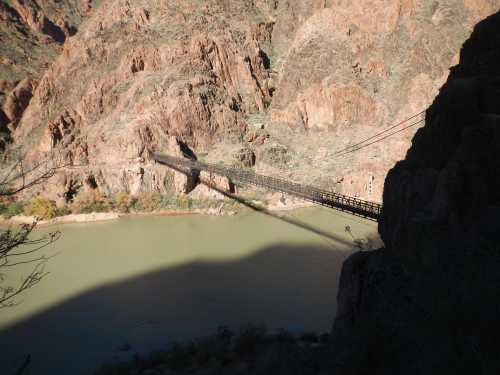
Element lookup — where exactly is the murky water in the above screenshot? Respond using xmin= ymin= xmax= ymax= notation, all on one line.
xmin=0 ymin=207 xmax=378 ymax=374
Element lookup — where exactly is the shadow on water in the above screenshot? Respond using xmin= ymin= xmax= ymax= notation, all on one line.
xmin=160 ymin=160 xmax=355 ymax=246
xmin=0 ymin=242 xmax=352 ymax=375
xmin=213 ymin=187 xmax=354 ymax=245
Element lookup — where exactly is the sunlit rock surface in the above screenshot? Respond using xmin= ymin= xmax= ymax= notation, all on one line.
xmin=2 ymin=0 xmax=498 ymax=203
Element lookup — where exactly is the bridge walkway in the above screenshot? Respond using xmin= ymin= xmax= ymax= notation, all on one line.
xmin=153 ymin=153 xmax=382 ymax=221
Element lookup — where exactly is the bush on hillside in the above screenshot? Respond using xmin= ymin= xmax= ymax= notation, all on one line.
xmin=0 ymin=201 xmax=25 ymax=218
xmin=133 ymin=193 xmax=163 ymax=212
xmin=23 ymin=197 xmax=57 ymax=219
xmin=55 ymin=206 xmax=72 ymax=217
xmin=71 ymin=190 xmax=109 ymax=214
xmin=175 ymin=194 xmax=193 ymax=209
xmin=112 ymin=191 xmax=133 ymax=213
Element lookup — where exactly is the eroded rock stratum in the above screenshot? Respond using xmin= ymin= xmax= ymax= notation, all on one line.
xmin=2 ymin=0 xmax=499 ymax=205
xmin=0 ymin=0 xmax=95 ymax=143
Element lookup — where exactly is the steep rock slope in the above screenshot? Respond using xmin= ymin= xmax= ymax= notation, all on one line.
xmin=0 ymin=0 xmax=95 ymax=145
xmin=330 ymin=11 xmax=500 ymax=374
xmin=267 ymin=0 xmax=499 ymax=200
xmin=6 ymin=0 xmax=500 ymax=205
xmin=11 ymin=0 xmax=275 ymax=202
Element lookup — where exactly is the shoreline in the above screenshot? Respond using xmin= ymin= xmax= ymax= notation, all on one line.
xmin=0 ymin=199 xmax=314 ymax=227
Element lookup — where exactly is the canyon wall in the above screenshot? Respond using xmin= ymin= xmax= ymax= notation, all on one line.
xmin=2 ymin=0 xmax=498 ymax=204
xmin=8 ymin=0 xmax=275 ymax=203
xmin=0 ymin=0 xmax=95 ymax=148
xmin=267 ymin=0 xmax=499 ymax=200
xmin=330 ymin=11 xmax=500 ymax=374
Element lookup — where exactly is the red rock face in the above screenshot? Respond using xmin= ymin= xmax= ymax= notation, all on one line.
xmin=0 ymin=0 xmax=93 ymax=149
xmin=2 ymin=78 xmax=36 ymax=129
xmin=266 ymin=0 xmax=499 ymax=201
xmin=5 ymin=0 xmax=499 ymax=203
xmin=9 ymin=0 xmax=276 ymax=201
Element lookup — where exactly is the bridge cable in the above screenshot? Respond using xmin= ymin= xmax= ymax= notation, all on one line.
xmin=332 ymin=110 xmax=426 ymax=156
xmin=334 ymin=117 xmax=425 ymax=158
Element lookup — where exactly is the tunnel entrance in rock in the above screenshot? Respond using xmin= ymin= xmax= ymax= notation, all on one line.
xmin=178 ymin=140 xmax=197 ymax=160
xmin=64 ymin=184 xmax=78 ymax=203
xmin=86 ymin=175 xmax=98 ymax=190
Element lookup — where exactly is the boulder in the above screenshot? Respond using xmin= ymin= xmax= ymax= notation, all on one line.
xmin=234 ymin=147 xmax=256 ymax=167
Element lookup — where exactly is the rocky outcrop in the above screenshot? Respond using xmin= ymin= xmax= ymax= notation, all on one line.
xmin=8 ymin=0 xmax=275 ymax=201
xmin=191 ymin=170 xmax=236 ymax=200
xmin=0 ymin=0 xmax=94 ymax=143
xmin=2 ymin=78 xmax=36 ymax=130
xmin=10 ymin=0 xmax=70 ymax=43
xmin=330 ymin=11 xmax=500 ymax=374
xmin=234 ymin=147 xmax=256 ymax=167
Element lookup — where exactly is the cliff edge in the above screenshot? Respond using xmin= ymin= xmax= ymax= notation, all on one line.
xmin=331 ymin=11 xmax=500 ymax=375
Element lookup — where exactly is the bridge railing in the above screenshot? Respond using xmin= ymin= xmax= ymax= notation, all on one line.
xmin=152 ymin=153 xmax=382 ymax=220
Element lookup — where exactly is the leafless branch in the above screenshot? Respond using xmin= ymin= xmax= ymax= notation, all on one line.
xmin=0 ymin=151 xmax=66 ymax=308
xmin=0 ymin=260 xmax=49 ymax=308
xmin=0 ymin=222 xmax=59 ymax=308
xmin=0 ymin=153 xmax=73 ymax=196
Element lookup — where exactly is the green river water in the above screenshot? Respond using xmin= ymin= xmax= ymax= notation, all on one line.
xmin=0 ymin=207 xmax=379 ymax=374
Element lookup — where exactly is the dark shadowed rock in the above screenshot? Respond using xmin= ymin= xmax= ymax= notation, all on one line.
xmin=330 ymin=11 xmax=500 ymax=375
xmin=379 ymin=11 xmax=500 ymax=262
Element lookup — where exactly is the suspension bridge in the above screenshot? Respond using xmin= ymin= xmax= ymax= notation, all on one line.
xmin=152 ymin=153 xmax=382 ymax=221
xmin=152 ymin=112 xmax=429 ymax=222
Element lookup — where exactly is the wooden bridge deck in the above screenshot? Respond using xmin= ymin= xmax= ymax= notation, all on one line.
xmin=153 ymin=153 xmax=382 ymax=221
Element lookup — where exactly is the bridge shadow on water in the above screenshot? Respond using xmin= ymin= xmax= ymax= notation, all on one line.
xmin=0 ymin=242 xmax=355 ymax=375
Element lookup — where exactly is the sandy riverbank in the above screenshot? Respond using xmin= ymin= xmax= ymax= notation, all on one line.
xmin=0 ymin=207 xmax=239 ymax=227
xmin=0 ymin=195 xmax=314 ymax=227
xmin=0 ymin=212 xmax=122 ymax=227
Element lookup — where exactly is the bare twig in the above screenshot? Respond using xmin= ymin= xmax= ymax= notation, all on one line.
xmin=0 ymin=152 xmax=66 ymax=308
xmin=0 ymin=151 xmax=74 ymax=197
xmin=0 ymin=223 xmax=58 ymax=307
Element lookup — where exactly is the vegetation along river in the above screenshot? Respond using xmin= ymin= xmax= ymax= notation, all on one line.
xmin=0 ymin=207 xmax=379 ymax=374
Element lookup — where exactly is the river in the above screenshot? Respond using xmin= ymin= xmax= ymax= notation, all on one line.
xmin=0 ymin=207 xmax=379 ymax=374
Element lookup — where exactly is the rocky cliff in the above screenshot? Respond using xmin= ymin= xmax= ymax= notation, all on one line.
xmin=331 ymin=11 xmax=500 ymax=374
xmin=3 ymin=0 xmax=498 ymax=205
xmin=0 ymin=0 xmax=95 ymax=148
xmin=267 ymin=0 xmax=498 ymax=199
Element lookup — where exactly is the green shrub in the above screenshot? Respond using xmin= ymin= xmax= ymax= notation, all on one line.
xmin=130 ymin=196 xmax=144 ymax=211
xmin=1 ymin=201 xmax=24 ymax=218
xmin=24 ymin=197 xmax=57 ymax=219
xmin=136 ymin=193 xmax=163 ymax=212
xmin=112 ymin=192 xmax=133 ymax=213
xmin=55 ymin=206 xmax=72 ymax=217
xmin=159 ymin=194 xmax=176 ymax=208
xmin=71 ymin=191 xmax=110 ymax=214
xmin=175 ymin=194 xmax=193 ymax=209
xmin=81 ymin=202 xmax=109 ymax=214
